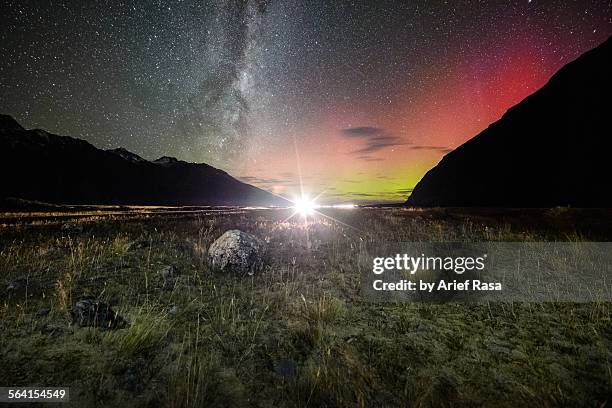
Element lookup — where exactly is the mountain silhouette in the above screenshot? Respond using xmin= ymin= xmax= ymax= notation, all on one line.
xmin=406 ymin=36 xmax=611 ymax=207
xmin=0 ymin=116 xmax=289 ymax=207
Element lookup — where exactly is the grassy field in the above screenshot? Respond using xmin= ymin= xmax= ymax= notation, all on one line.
xmin=0 ymin=207 xmax=611 ymax=407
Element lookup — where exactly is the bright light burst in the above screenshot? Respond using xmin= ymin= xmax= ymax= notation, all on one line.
xmin=292 ymin=196 xmax=319 ymax=217
xmin=282 ymin=139 xmax=356 ymax=228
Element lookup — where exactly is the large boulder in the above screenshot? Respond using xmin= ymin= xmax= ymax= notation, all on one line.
xmin=208 ymin=230 xmax=265 ymax=275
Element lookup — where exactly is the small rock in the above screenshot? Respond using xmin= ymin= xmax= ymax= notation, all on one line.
xmin=168 ymin=305 xmax=179 ymax=316
xmin=158 ymin=265 xmax=176 ymax=290
xmin=127 ymin=239 xmax=149 ymax=251
xmin=6 ymin=276 xmax=40 ymax=298
xmin=159 ymin=265 xmax=175 ymax=280
xmin=208 ymin=230 xmax=265 ymax=275
xmin=37 ymin=307 xmax=51 ymax=317
xmin=119 ymin=357 xmax=146 ymax=392
xmin=7 ymin=278 xmax=26 ymax=292
xmin=41 ymin=324 xmax=65 ymax=337
xmin=83 ymin=275 xmax=107 ymax=286
xmin=69 ymin=297 xmax=126 ymax=329
xmin=41 ymin=245 xmax=63 ymax=258
xmin=61 ymin=222 xmax=83 ymax=233
xmin=274 ymin=358 xmax=298 ymax=378
xmin=108 ymin=296 xmax=121 ymax=306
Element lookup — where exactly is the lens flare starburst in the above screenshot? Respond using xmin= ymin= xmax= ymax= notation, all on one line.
xmin=292 ymin=196 xmax=319 ymax=217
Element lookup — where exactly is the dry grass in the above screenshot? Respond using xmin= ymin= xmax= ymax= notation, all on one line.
xmin=0 ymin=207 xmax=610 ymax=407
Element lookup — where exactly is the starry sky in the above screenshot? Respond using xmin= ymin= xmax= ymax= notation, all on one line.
xmin=1 ymin=1 xmax=611 ymax=203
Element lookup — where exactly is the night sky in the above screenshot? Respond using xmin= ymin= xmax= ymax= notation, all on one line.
xmin=1 ymin=1 xmax=610 ymax=203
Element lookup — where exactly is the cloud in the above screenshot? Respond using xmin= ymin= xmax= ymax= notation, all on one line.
xmin=345 ymin=192 xmax=380 ymax=197
xmin=342 ymin=127 xmax=384 ymax=137
xmin=353 ymin=139 xmax=402 ymax=154
xmin=356 ymin=155 xmax=384 ymax=162
xmin=341 ymin=126 xmax=407 ymax=157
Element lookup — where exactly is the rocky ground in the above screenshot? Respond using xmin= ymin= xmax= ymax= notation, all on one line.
xmin=0 ymin=207 xmax=611 ymax=407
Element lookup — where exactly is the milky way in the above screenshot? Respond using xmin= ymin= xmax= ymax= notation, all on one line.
xmin=1 ymin=0 xmax=611 ymax=202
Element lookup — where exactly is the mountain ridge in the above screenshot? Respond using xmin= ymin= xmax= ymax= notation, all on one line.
xmin=0 ymin=115 xmax=289 ymax=207
xmin=406 ymin=36 xmax=611 ymax=207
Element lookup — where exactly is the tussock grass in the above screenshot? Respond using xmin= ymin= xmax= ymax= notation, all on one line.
xmin=164 ymin=339 xmax=246 ymax=408
xmin=103 ymin=307 xmax=171 ymax=356
xmin=299 ymin=293 xmax=345 ymax=325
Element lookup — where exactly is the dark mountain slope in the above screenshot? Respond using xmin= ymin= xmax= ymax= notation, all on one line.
xmin=106 ymin=147 xmax=147 ymax=163
xmin=0 ymin=116 xmax=289 ymax=207
xmin=406 ymin=36 xmax=611 ymax=207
